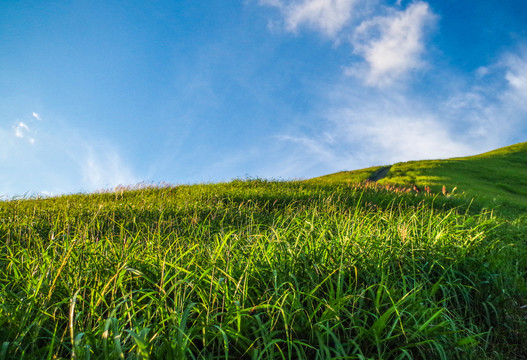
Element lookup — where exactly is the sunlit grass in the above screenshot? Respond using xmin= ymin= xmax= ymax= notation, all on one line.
xmin=317 ymin=142 xmax=527 ymax=216
xmin=1 ymin=180 xmax=526 ymax=359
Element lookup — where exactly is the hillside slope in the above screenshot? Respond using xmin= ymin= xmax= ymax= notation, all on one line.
xmin=311 ymin=142 xmax=527 ymax=214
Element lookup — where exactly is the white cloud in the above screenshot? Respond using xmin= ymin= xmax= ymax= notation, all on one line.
xmin=444 ymin=48 xmax=527 ymax=145
xmin=257 ymin=2 xmax=527 ymax=178
xmin=32 ymin=112 xmax=42 ymax=121
xmin=261 ymin=0 xmax=357 ymax=37
xmin=14 ymin=121 xmax=29 ymax=138
xmin=503 ymin=52 xmax=527 ymax=108
xmin=272 ymin=109 xmax=478 ymax=179
xmin=319 ymin=89 xmax=478 ymax=167
xmin=348 ymin=1 xmax=437 ymax=86
xmin=273 ymin=46 xmax=527 ymax=177
xmin=260 ymin=1 xmax=437 ymax=86
xmin=273 ymin=49 xmax=527 ymax=175
xmin=13 ymin=120 xmax=37 ymax=144
xmin=1 ymin=115 xmax=137 ymax=196
xmin=330 ymin=109 xmax=475 ymax=164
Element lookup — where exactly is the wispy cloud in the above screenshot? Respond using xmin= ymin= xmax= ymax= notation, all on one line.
xmin=502 ymin=50 xmax=527 ymax=108
xmin=1 ymin=113 xmax=137 ymax=196
xmin=272 ymin=45 xmax=527 ymax=177
xmin=441 ymin=48 xmax=527 ymax=145
xmin=257 ymin=0 xmax=527 ymax=179
xmin=13 ymin=121 xmax=36 ymax=144
xmin=81 ymin=143 xmax=138 ymax=190
xmin=261 ymin=0 xmax=358 ymax=37
xmin=347 ymin=1 xmax=437 ymax=86
xmin=14 ymin=121 xmax=30 ymax=138
xmin=276 ymin=93 xmax=476 ymax=176
xmin=327 ymin=99 xmax=476 ymax=163
xmin=32 ymin=112 xmax=42 ymax=121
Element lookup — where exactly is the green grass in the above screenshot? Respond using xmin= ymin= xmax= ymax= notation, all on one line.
xmin=316 ymin=142 xmax=527 ymax=216
xmin=311 ymin=166 xmax=386 ymax=184
xmin=1 ymin=178 xmax=526 ymax=359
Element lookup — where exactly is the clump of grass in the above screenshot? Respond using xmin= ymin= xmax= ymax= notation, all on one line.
xmin=0 ymin=180 xmax=526 ymax=359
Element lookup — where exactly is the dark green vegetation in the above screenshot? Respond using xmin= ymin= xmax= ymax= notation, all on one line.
xmin=1 ymin=143 xmax=527 ymax=359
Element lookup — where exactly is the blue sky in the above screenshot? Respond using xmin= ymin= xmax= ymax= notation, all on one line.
xmin=1 ymin=0 xmax=527 ymax=196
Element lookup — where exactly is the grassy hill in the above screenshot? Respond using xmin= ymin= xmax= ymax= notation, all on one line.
xmin=312 ymin=142 xmax=527 ymax=215
xmin=1 ymin=144 xmax=527 ymax=359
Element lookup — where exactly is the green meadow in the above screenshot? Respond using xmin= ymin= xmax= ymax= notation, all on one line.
xmin=315 ymin=142 xmax=527 ymax=216
xmin=1 ymin=143 xmax=527 ymax=359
